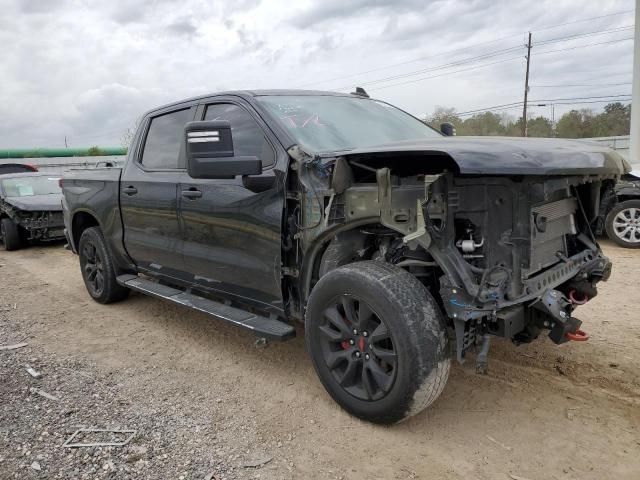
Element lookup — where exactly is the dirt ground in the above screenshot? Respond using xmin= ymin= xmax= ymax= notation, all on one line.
xmin=0 ymin=241 xmax=639 ymax=480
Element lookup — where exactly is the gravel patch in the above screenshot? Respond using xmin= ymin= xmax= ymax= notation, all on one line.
xmin=0 ymin=305 xmax=286 ymax=480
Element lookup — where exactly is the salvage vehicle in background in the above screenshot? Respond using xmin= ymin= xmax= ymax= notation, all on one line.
xmin=593 ymin=171 xmax=640 ymax=248
xmin=0 ymin=172 xmax=65 ymax=250
xmin=0 ymin=163 xmax=38 ymax=174
xmin=61 ymin=89 xmax=628 ymax=423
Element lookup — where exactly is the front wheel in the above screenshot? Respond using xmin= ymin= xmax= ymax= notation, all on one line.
xmin=305 ymin=261 xmax=450 ymax=424
xmin=78 ymin=227 xmax=129 ymax=304
xmin=1 ymin=218 xmax=22 ymax=251
xmin=605 ymin=200 xmax=640 ymax=248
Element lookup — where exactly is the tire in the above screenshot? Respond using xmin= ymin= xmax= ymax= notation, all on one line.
xmin=305 ymin=260 xmax=450 ymax=424
xmin=78 ymin=227 xmax=129 ymax=304
xmin=1 ymin=218 xmax=22 ymax=251
xmin=605 ymin=199 xmax=640 ymax=248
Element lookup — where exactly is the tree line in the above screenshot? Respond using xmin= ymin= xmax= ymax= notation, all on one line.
xmin=425 ymin=102 xmax=631 ymax=138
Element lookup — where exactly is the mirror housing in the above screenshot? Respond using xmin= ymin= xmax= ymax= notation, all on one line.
xmin=185 ymin=120 xmax=262 ymax=179
xmin=440 ymin=122 xmax=456 ymax=136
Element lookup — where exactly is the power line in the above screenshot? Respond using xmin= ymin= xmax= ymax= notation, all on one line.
xmin=332 ymin=44 xmax=523 ymax=91
xmin=548 ymin=97 xmax=631 ymax=105
xmin=530 ymin=10 xmax=634 ymax=33
xmin=294 ymin=35 xmax=525 ymax=89
xmin=341 ymin=34 xmax=632 ymax=94
xmin=458 ymin=101 xmax=524 ymax=116
xmin=458 ymin=98 xmax=635 ymax=117
xmin=532 ymin=94 xmax=632 ymax=102
xmin=366 ymin=56 xmax=524 ymax=92
xmin=535 ymin=25 xmax=634 ymax=46
xmin=297 ymin=10 xmax=635 ymax=90
xmin=367 ymin=36 xmax=632 ymax=93
xmin=457 ymin=94 xmax=632 ymax=116
xmin=534 ymin=37 xmax=634 ymax=56
xmin=530 ymin=82 xmax=632 ymax=88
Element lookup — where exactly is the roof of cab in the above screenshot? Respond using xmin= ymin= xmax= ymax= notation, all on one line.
xmin=146 ymin=89 xmax=361 ymax=116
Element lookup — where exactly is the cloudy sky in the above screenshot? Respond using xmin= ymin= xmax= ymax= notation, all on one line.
xmin=0 ymin=0 xmax=635 ymax=148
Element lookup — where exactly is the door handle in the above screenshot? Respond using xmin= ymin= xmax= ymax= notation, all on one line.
xmin=122 ymin=186 xmax=138 ymax=195
xmin=181 ymin=188 xmax=202 ymax=199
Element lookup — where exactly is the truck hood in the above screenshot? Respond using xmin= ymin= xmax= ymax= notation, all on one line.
xmin=3 ymin=194 xmax=63 ymax=211
xmin=340 ymin=136 xmax=630 ymax=175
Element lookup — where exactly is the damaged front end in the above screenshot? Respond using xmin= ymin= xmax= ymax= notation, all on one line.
xmin=0 ymin=201 xmax=65 ymax=241
xmin=286 ymin=145 xmax=620 ymax=367
xmin=18 ymin=210 xmax=66 ymax=240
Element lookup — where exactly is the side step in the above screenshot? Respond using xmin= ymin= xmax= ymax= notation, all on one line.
xmin=116 ymin=274 xmax=296 ymax=341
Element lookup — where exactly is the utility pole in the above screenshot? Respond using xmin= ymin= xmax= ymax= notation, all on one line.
xmin=630 ymin=0 xmax=639 ymax=168
xmin=522 ymin=32 xmax=532 ymax=137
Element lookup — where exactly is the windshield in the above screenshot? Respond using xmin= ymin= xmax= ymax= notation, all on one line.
xmin=257 ymin=95 xmax=440 ymax=153
xmin=1 ymin=176 xmax=61 ymax=197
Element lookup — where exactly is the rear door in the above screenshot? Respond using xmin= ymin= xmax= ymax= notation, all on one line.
xmin=120 ymin=105 xmax=195 ymax=279
xmin=178 ymin=99 xmax=286 ymax=311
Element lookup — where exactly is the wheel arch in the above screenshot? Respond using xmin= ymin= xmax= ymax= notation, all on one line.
xmin=616 ymin=193 xmax=640 ymax=204
xmin=300 ymin=217 xmax=378 ymax=301
xmin=70 ymin=209 xmax=101 ymax=252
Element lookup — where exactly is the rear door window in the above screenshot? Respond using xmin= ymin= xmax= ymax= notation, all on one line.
xmin=204 ymin=104 xmax=275 ymax=168
xmin=141 ymin=108 xmax=193 ymax=169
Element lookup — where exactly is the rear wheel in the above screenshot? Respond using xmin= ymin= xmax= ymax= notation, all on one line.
xmin=0 ymin=218 xmax=22 ymax=251
xmin=305 ymin=261 xmax=450 ymax=424
xmin=78 ymin=227 xmax=129 ymax=304
xmin=605 ymin=200 xmax=640 ymax=248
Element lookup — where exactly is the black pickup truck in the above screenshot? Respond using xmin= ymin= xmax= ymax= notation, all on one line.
xmin=61 ymin=89 xmax=628 ymax=424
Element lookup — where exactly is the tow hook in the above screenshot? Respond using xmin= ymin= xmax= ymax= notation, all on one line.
xmin=532 ymin=289 xmax=584 ymax=345
xmin=566 ymin=329 xmax=589 ymax=342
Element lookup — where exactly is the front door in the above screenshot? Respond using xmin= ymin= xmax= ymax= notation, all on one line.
xmin=178 ymin=101 xmax=285 ymax=311
xmin=120 ymin=106 xmax=195 ymax=279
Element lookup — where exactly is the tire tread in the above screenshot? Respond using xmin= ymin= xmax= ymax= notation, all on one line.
xmin=79 ymin=227 xmax=129 ymax=304
xmin=1 ymin=218 xmax=22 ymax=251
xmin=306 ymin=260 xmax=451 ymax=424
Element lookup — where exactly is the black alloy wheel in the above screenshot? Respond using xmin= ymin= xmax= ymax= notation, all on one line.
xmin=306 ymin=261 xmax=451 ymax=424
xmin=319 ymin=295 xmax=397 ymax=401
xmin=78 ymin=227 xmax=129 ymax=304
xmin=80 ymin=239 xmax=105 ymax=297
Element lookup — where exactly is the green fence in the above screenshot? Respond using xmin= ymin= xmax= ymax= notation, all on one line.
xmin=0 ymin=147 xmax=127 ymax=159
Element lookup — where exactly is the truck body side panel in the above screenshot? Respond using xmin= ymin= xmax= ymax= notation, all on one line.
xmin=119 ymin=163 xmax=185 ymax=278
xmin=178 ymin=170 xmax=286 ymax=312
xmin=62 ymin=167 xmax=134 ymax=272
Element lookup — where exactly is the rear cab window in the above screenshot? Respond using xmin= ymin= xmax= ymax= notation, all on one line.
xmin=140 ymin=108 xmax=194 ymax=170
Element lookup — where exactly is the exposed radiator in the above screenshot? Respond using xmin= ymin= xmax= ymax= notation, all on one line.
xmin=529 ymin=197 xmax=577 ymax=274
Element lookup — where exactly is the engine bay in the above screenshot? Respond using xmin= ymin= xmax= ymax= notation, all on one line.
xmin=284 ymin=148 xmax=614 ymax=363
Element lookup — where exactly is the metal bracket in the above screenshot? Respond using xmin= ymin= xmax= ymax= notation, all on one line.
xmin=282 ymin=267 xmax=299 ymax=278
xmin=453 ymin=318 xmax=476 ymax=364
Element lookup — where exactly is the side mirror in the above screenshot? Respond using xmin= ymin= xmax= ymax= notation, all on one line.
xmin=440 ymin=122 xmax=456 ymax=136
xmin=185 ymin=120 xmax=262 ymax=179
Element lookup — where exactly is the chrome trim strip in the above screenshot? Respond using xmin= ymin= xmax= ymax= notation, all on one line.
xmin=187 ymin=131 xmax=220 ymax=137
xmin=187 ymin=137 xmax=220 ymax=143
